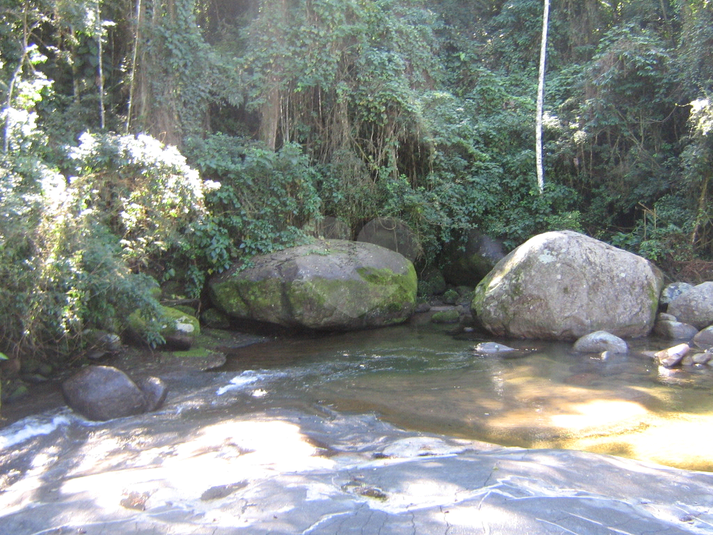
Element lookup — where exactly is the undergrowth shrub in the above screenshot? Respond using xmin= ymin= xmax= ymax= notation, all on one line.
xmin=184 ymin=134 xmax=321 ymax=280
xmin=0 ymin=131 xmax=212 ymax=360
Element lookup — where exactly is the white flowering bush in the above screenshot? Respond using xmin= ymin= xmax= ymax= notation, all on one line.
xmin=1 ymin=131 xmax=214 ymax=359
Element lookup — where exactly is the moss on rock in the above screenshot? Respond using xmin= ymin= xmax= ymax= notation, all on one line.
xmin=208 ymin=240 xmax=417 ymax=330
xmin=127 ymin=305 xmax=200 ymax=347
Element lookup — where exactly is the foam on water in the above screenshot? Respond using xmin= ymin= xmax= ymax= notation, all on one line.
xmin=216 ymin=370 xmax=265 ymax=395
xmin=0 ymin=409 xmax=74 ymax=449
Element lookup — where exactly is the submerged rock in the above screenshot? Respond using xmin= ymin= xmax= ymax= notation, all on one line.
xmin=474 ymin=342 xmax=517 ymax=354
xmin=472 ymin=231 xmax=664 ymax=340
xmin=208 ymin=240 xmax=417 ymax=331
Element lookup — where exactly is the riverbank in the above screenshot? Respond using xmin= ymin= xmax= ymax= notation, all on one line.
xmin=0 ymin=328 xmax=268 ymax=429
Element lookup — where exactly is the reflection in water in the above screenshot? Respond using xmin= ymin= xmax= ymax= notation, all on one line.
xmin=221 ymin=323 xmax=713 ymax=471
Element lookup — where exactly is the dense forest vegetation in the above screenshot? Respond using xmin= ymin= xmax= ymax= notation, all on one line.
xmin=1 ymin=0 xmax=712 ymax=365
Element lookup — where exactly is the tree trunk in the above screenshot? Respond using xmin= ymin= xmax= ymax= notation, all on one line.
xmin=536 ymin=0 xmax=550 ymax=194
xmin=258 ymin=0 xmax=287 ymax=151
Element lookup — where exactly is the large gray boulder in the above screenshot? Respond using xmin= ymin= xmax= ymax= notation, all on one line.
xmin=471 ymin=231 xmax=664 ymax=340
xmin=667 ymin=282 xmax=713 ymax=329
xmin=208 ymin=240 xmax=417 ymax=330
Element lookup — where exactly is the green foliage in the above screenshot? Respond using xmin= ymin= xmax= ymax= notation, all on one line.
xmin=184 ymin=134 xmax=321 ymax=277
xmin=0 ymin=129 xmax=211 ymax=358
xmin=610 ymin=195 xmax=695 ymax=263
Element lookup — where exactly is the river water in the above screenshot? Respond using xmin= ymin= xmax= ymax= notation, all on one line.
xmin=3 ymin=321 xmax=713 ymax=534
xmin=219 ymin=321 xmax=713 ymax=472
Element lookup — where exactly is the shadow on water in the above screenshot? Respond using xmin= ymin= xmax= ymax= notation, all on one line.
xmin=219 ymin=322 xmax=713 ymax=471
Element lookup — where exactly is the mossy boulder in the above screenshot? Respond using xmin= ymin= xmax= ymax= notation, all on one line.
xmin=208 ymin=240 xmax=417 ymax=330
xmin=471 ymin=231 xmax=664 ymax=340
xmin=127 ymin=305 xmax=200 ymax=349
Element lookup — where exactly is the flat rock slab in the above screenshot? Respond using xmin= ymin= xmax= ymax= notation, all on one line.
xmin=2 ymin=397 xmax=712 ymax=535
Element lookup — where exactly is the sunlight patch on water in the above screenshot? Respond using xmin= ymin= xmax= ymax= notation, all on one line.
xmin=549 ymin=399 xmax=648 ymax=431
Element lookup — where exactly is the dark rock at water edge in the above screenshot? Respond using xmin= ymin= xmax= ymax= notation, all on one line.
xmin=136 ymin=376 xmax=169 ymax=412
xmin=357 ymin=217 xmax=422 ymax=263
xmin=441 ymin=230 xmax=506 ymax=286
xmin=62 ymin=365 xmax=167 ymax=421
xmin=654 ymin=317 xmax=698 ymax=341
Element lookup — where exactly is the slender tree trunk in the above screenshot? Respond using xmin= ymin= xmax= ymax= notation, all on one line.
xmin=536 ymin=0 xmax=550 ymax=194
xmin=258 ymin=0 xmax=287 ymax=150
xmin=95 ymin=1 xmax=106 ymax=130
xmin=126 ymin=0 xmax=143 ymax=133
xmin=260 ymin=84 xmax=281 ymax=151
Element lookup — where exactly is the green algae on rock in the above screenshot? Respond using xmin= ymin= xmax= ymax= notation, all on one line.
xmin=208 ymin=240 xmax=417 ymax=330
xmin=127 ymin=305 xmax=200 ymax=349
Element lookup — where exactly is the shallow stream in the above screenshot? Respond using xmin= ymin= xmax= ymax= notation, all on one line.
xmin=4 ymin=321 xmax=713 ymax=534
xmin=219 ymin=321 xmax=713 ymax=471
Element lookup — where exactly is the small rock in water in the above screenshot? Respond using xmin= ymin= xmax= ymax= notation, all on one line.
xmin=692 ymin=351 xmax=713 ymax=365
xmin=136 ymin=376 xmax=169 ymax=412
xmin=473 ymin=342 xmax=516 ymax=354
xmin=655 ymin=343 xmax=690 ymax=368
xmin=573 ymin=331 xmax=628 ymax=354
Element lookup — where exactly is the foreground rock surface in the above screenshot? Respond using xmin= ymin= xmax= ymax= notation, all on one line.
xmin=209 ymin=240 xmax=417 ymax=330
xmin=1 ymin=402 xmax=712 ymax=535
xmin=472 ymin=231 xmax=664 ymax=340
